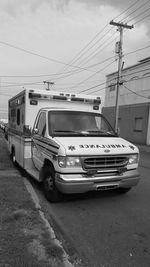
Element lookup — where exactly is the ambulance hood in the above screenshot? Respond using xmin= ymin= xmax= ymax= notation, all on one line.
xmin=54 ymin=136 xmax=139 ymax=155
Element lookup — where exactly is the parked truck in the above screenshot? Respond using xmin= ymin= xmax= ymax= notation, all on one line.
xmin=8 ymin=88 xmax=140 ymax=202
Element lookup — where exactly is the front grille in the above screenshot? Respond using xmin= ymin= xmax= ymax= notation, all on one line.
xmin=82 ymin=156 xmax=129 ymax=170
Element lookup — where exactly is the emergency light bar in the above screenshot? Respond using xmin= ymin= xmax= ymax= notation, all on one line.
xmin=28 ymin=90 xmax=101 ymax=105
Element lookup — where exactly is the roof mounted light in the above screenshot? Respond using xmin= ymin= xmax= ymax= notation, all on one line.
xmin=28 ymin=90 xmax=101 ymax=105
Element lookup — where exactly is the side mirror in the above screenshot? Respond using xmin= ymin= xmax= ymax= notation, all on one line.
xmin=32 ymin=128 xmax=39 ymax=135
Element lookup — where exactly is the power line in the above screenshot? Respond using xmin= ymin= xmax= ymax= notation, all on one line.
xmin=52 ymin=0 xmax=142 ymax=78
xmin=127 ymin=6 xmax=150 ymax=24
xmin=68 ymin=60 xmax=116 ymax=91
xmin=113 ymin=0 xmax=141 ymax=21
xmin=121 ymin=0 xmax=150 ymax=23
xmin=133 ymin=12 xmax=150 ymax=25
xmin=84 ymin=72 xmax=150 ymax=95
xmin=52 ymin=55 xmax=116 ymax=82
xmin=76 ymin=31 xmax=118 ymax=68
xmin=0 ymin=41 xmax=99 ymax=73
xmin=125 ymin=44 xmax=150 ymax=56
xmin=51 ymin=28 xmax=116 ymax=82
xmin=63 ymin=25 xmax=110 ymax=67
xmin=69 ymin=0 xmax=142 ymax=67
xmin=123 ymin=84 xmax=150 ymax=99
xmin=2 ymin=48 xmax=150 ymax=91
xmin=1 ymin=43 xmax=149 ymax=79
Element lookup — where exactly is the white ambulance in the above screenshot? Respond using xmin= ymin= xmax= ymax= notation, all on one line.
xmin=8 ymin=88 xmax=140 ymax=202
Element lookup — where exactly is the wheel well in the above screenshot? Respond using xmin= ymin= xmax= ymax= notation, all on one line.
xmin=40 ymin=159 xmax=55 ymax=181
xmin=44 ymin=159 xmax=54 ymax=170
xmin=11 ymin=145 xmax=15 ymax=155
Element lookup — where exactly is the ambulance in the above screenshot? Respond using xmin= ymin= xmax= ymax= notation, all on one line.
xmin=8 ymin=88 xmax=140 ymax=202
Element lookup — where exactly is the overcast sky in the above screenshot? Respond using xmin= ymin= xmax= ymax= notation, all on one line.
xmin=0 ymin=0 xmax=150 ymax=116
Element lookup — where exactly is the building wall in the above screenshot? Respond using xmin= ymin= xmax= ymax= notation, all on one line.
xmin=105 ymin=59 xmax=150 ymax=108
xmin=102 ymin=103 xmax=150 ymax=145
xmin=103 ymin=58 xmax=150 ymax=145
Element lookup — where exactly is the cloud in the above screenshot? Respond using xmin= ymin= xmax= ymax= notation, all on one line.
xmin=0 ymin=0 xmax=138 ymax=16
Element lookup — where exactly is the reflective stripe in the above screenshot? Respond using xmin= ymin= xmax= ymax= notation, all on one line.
xmin=33 ymin=136 xmax=59 ymax=149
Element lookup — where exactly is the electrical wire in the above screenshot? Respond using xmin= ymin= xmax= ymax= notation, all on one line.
xmin=2 ymin=44 xmax=150 ymax=91
xmin=68 ymin=60 xmax=116 ymax=91
xmin=0 ymin=41 xmax=99 ymax=74
xmin=2 ymin=43 xmax=149 ymax=80
xmin=1 ymin=0 xmax=149 ymax=93
xmin=125 ymin=44 xmax=150 ymax=56
xmin=113 ymin=0 xmax=141 ymax=21
xmin=75 ymin=31 xmax=118 ymax=68
xmin=121 ymin=0 xmax=150 ymax=23
xmin=64 ymin=0 xmax=142 ymax=67
xmin=127 ymin=6 xmax=150 ymax=24
xmin=133 ymin=12 xmax=150 ymax=25
xmin=52 ymin=0 xmax=142 ymax=79
xmin=78 ymin=64 xmax=150 ymax=95
xmin=123 ymin=84 xmax=150 ymax=99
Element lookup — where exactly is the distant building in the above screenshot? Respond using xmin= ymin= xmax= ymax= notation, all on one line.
xmin=102 ymin=57 xmax=150 ymax=145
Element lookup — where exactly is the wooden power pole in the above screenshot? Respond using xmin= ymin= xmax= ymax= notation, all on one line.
xmin=109 ymin=20 xmax=133 ymax=133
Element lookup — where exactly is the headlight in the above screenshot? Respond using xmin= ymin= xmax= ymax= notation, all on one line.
xmin=58 ymin=156 xmax=81 ymax=168
xmin=128 ymin=154 xmax=139 ymax=165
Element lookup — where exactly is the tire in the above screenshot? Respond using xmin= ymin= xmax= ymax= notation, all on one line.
xmin=11 ymin=148 xmax=16 ymax=165
xmin=43 ymin=166 xmax=62 ymax=203
xmin=116 ymin=187 xmax=131 ymax=194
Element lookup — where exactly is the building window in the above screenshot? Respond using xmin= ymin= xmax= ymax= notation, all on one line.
xmin=109 ymin=84 xmax=116 ymax=92
xmin=134 ymin=117 xmax=143 ymax=132
xmin=17 ymin=109 xmax=20 ymax=126
xmin=131 ymin=76 xmax=139 ymax=81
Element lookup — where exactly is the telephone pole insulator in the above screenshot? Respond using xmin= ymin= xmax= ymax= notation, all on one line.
xmin=109 ymin=20 xmax=133 ymax=133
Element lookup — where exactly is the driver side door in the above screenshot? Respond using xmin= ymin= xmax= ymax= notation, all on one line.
xmin=32 ymin=111 xmax=46 ymax=170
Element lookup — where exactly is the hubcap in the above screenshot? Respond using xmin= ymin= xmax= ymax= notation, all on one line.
xmin=45 ymin=176 xmax=53 ymax=191
xmin=12 ymin=153 xmax=15 ymax=163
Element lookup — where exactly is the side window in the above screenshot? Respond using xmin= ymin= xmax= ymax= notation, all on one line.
xmin=36 ymin=112 xmax=46 ymax=136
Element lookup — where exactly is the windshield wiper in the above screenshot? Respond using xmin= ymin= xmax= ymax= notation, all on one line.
xmin=54 ymin=130 xmax=89 ymax=135
xmin=87 ymin=130 xmax=115 ymax=136
xmin=54 ymin=130 xmax=116 ymax=136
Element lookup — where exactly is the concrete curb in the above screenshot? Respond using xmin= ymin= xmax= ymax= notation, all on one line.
xmin=24 ymin=178 xmax=74 ymax=267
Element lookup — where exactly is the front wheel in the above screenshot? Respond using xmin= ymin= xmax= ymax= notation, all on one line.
xmin=43 ymin=167 xmax=62 ymax=203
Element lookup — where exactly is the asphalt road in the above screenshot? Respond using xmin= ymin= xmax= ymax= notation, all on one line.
xmin=28 ymin=153 xmax=150 ymax=267
xmin=2 ymin=130 xmax=150 ymax=267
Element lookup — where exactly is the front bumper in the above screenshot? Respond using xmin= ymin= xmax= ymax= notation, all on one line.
xmin=55 ymin=169 xmax=140 ymax=194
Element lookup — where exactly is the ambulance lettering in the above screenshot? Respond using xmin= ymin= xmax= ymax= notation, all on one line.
xmin=79 ymin=144 xmax=127 ymax=149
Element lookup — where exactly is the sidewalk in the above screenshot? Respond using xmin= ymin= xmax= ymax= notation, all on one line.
xmin=0 ymin=131 xmax=74 ymax=267
xmin=137 ymin=145 xmax=150 ymax=170
xmin=137 ymin=144 xmax=150 ymax=153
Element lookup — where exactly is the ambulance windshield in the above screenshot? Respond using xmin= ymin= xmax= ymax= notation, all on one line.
xmin=48 ymin=111 xmax=116 ymax=137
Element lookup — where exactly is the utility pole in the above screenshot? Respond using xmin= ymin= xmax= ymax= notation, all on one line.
xmin=43 ymin=81 xmax=54 ymax=90
xmin=110 ymin=20 xmax=133 ymax=133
